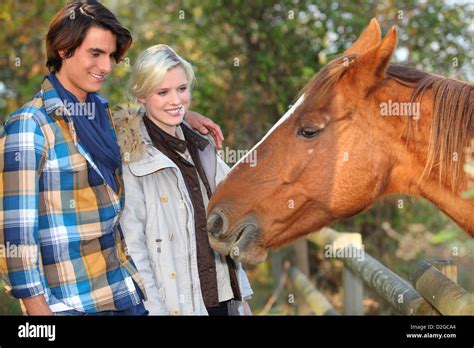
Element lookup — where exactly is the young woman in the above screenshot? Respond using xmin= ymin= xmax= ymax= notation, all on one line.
xmin=115 ymin=45 xmax=253 ymax=315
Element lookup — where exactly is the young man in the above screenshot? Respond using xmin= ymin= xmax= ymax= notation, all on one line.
xmin=0 ymin=0 xmax=223 ymax=315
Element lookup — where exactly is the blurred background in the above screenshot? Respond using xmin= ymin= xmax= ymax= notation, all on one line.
xmin=0 ymin=0 xmax=473 ymax=315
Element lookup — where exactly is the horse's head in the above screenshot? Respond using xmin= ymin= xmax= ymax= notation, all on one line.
xmin=207 ymin=20 xmax=428 ymax=265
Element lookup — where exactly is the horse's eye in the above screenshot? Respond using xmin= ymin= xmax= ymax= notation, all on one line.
xmin=297 ymin=128 xmax=323 ymax=139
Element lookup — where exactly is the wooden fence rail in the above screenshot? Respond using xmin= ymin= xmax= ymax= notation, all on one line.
xmin=303 ymin=227 xmax=474 ymax=315
xmin=411 ymin=260 xmax=474 ymax=315
xmin=288 ymin=265 xmax=340 ymax=315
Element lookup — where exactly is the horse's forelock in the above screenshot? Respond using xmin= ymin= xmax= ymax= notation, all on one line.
xmin=301 ymin=55 xmax=355 ymax=102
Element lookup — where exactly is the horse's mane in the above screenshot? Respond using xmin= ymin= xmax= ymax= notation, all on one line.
xmin=387 ymin=65 xmax=473 ymax=189
xmin=301 ymin=58 xmax=473 ymax=189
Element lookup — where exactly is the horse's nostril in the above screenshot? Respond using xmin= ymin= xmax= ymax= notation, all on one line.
xmin=207 ymin=212 xmax=225 ymax=237
xmin=210 ymin=214 xmax=223 ymax=235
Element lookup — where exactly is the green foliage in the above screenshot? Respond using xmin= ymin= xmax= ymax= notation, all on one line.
xmin=0 ymin=283 xmax=22 ymax=315
xmin=0 ymin=0 xmax=472 ymax=315
xmin=463 ymin=188 xmax=474 ymax=199
xmin=462 ymin=157 xmax=474 ymax=198
xmin=430 ymin=229 xmax=460 ymax=245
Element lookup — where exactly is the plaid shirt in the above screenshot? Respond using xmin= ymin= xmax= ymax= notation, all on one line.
xmin=0 ymin=79 xmax=145 ymax=313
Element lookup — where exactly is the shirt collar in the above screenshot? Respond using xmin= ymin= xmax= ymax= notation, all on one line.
xmin=41 ymin=77 xmax=67 ymax=116
xmin=41 ymin=76 xmax=109 ymax=117
xmin=181 ymin=123 xmax=210 ymax=151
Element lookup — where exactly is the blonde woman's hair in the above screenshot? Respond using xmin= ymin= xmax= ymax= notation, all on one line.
xmin=129 ymin=44 xmax=195 ymax=99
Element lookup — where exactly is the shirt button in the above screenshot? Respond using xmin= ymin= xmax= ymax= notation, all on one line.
xmin=160 ymin=195 xmax=169 ymax=203
xmin=172 ymin=308 xmax=180 ymax=315
xmin=170 ymin=271 xmax=176 ymax=279
xmin=192 ymin=186 xmax=199 ymax=192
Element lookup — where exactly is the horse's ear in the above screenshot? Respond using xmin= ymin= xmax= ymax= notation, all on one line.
xmin=344 ymin=18 xmax=382 ymax=56
xmin=345 ymin=26 xmax=398 ymax=87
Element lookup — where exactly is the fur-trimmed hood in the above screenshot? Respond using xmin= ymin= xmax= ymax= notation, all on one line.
xmin=113 ymin=107 xmax=149 ymax=163
xmin=113 ymin=107 xmax=218 ymax=165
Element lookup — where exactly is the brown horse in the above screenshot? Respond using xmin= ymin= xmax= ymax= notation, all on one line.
xmin=207 ymin=19 xmax=474 ymax=265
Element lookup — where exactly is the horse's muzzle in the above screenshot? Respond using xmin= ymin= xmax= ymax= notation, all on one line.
xmin=207 ymin=209 xmax=266 ymax=264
